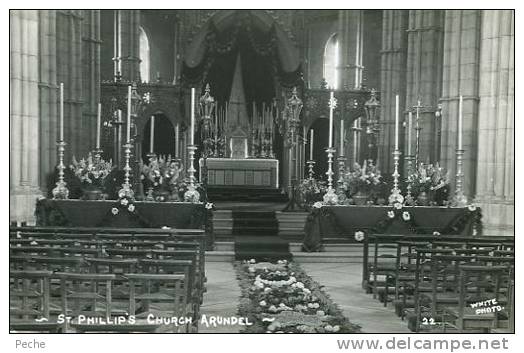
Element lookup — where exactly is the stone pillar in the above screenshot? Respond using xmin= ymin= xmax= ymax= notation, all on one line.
xmin=475 ymin=10 xmax=514 ymax=236
xmin=337 ymin=10 xmax=364 ymax=90
xmin=38 ymin=10 xmax=58 ymax=194
xmin=10 ymin=10 xmax=43 ymax=223
xmin=117 ymin=10 xmax=140 ymax=82
xmin=405 ymin=10 xmax=444 ymax=165
xmin=56 ymin=10 xmax=85 ymax=160
xmin=82 ymin=10 xmax=102 ymax=153
xmin=378 ymin=10 xmax=408 ymax=173
xmin=440 ymin=10 xmax=481 ymax=198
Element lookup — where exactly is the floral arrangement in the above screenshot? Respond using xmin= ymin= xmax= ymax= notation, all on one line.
xmin=236 ymin=259 xmax=360 ymax=333
xmin=408 ymin=163 xmax=450 ymax=205
xmin=298 ymin=178 xmax=327 ymax=207
xmin=70 ymin=153 xmax=113 ymax=191
xmin=141 ymin=155 xmax=185 ymax=202
xmin=341 ymin=160 xmax=383 ymax=197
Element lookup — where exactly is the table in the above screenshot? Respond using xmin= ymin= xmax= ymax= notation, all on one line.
xmin=35 ymin=199 xmax=213 ymax=248
xmin=302 ymin=205 xmax=483 ymax=252
xmin=199 ymin=158 xmax=279 ymax=189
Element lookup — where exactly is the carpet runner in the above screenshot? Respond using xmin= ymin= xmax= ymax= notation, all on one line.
xmin=233 ymin=210 xmax=292 ymax=261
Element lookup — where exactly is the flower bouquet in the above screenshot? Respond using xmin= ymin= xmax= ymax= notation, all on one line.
xmin=341 ymin=160 xmax=383 ymax=204
xmin=408 ymin=163 xmax=450 ymax=205
xmin=141 ymin=155 xmax=185 ymax=201
xmin=297 ymin=178 xmax=327 ymax=208
xmin=70 ymin=153 xmax=113 ymax=199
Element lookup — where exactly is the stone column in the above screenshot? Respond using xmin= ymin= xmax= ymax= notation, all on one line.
xmin=56 ymin=10 xmax=85 ymax=160
xmin=117 ymin=10 xmax=140 ymax=82
xmin=405 ymin=10 xmax=444 ymax=165
xmin=38 ymin=10 xmax=58 ymax=194
xmin=10 ymin=10 xmax=43 ymax=223
xmin=475 ymin=10 xmax=514 ymax=236
xmin=440 ymin=10 xmax=481 ymax=198
xmin=82 ymin=10 xmax=102 ymax=154
xmin=378 ymin=10 xmax=408 ymax=173
xmin=337 ymin=10 xmax=364 ymax=90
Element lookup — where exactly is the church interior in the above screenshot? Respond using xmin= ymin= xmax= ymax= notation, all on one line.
xmin=9 ymin=9 xmax=514 ymax=335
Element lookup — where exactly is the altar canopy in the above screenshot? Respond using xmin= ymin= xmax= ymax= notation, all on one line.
xmin=182 ymin=10 xmax=302 ymax=89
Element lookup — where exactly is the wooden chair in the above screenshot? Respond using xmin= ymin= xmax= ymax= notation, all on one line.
xmin=125 ymin=273 xmax=191 ymax=333
xmin=9 ymin=270 xmax=60 ymax=333
xmin=55 ymin=272 xmax=116 ymax=332
xmin=442 ymin=265 xmax=509 ymax=332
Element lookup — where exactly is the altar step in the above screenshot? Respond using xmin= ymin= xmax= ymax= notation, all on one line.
xmin=208 ymin=187 xmax=288 ymax=203
xmin=213 ymin=210 xmax=308 ymax=237
xmin=206 ymin=242 xmax=364 ymax=263
xmin=231 ymin=211 xmax=292 ymax=261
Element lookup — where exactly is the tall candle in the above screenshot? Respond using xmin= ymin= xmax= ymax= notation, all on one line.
xmin=175 ymin=123 xmax=180 ymax=158
xmin=340 ymin=119 xmax=345 ymax=153
xmin=394 ymin=94 xmax=399 ymax=150
xmin=328 ymin=91 xmax=334 ymax=148
xmin=59 ymin=83 xmax=64 ymax=141
xmin=407 ymin=111 xmax=413 ymax=155
xmin=309 ymin=129 xmax=314 ymax=160
xmin=126 ymin=85 xmax=131 ymax=142
xmin=458 ymin=95 xmax=463 ymax=150
xmin=149 ymin=116 xmax=155 ymax=153
xmin=190 ymin=88 xmax=195 ymax=145
xmin=96 ymin=103 xmax=101 ymax=148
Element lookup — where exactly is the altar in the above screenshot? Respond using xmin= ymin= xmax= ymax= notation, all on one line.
xmin=200 ymin=158 xmax=279 ymax=189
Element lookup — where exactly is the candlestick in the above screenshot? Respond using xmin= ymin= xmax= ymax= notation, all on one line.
xmin=149 ymin=116 xmax=155 ymax=154
xmin=453 ymin=148 xmax=468 ymax=207
xmin=52 ymin=141 xmax=69 ymax=199
xmin=184 ymin=145 xmax=200 ymax=203
xmin=190 ymin=88 xmax=195 ymax=145
xmin=59 ymin=83 xmax=64 ymax=141
xmin=388 ymin=149 xmax=404 ymax=205
xmin=175 ymin=123 xmax=180 ymax=158
xmin=307 ymin=160 xmax=316 ymax=180
xmin=407 ymin=111 xmax=412 ymax=155
xmin=126 ymin=85 xmax=131 ymax=142
xmin=118 ymin=142 xmax=134 ymax=199
xmin=328 ymin=91 xmax=335 ymax=148
xmin=309 ymin=129 xmax=314 ymax=160
xmin=96 ymin=102 xmax=101 ymax=149
xmin=340 ymin=119 xmax=345 ymax=154
xmin=323 ymin=147 xmax=338 ymax=205
xmin=394 ymin=95 xmax=399 ymax=150
xmin=458 ymin=95 xmax=463 ymax=150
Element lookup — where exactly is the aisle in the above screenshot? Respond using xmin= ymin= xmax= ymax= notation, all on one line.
xmin=199 ymin=262 xmax=243 ymax=333
xmin=299 ymin=263 xmax=411 ymax=333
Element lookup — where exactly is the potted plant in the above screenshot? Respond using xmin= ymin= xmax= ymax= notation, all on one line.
xmin=409 ymin=163 xmax=449 ymax=206
xmin=141 ymin=155 xmax=185 ymax=202
xmin=70 ymin=153 xmax=112 ymax=200
xmin=297 ymin=178 xmax=327 ymax=209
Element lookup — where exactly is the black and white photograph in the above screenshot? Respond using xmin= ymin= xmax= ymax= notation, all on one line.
xmin=7 ymin=4 xmax=517 ymax=352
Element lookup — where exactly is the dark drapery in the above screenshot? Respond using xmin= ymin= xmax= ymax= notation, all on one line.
xmin=182 ymin=18 xmax=303 ymax=92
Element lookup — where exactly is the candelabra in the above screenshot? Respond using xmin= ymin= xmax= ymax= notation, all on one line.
xmin=388 ymin=149 xmax=404 ymax=205
xmin=52 ymin=141 xmax=69 ymax=199
xmin=404 ymin=154 xmax=415 ymax=205
xmin=118 ymin=143 xmax=134 ymax=199
xmin=323 ymin=147 xmax=339 ymax=204
xmin=307 ymin=160 xmax=316 ymax=180
xmin=452 ymin=149 xmax=468 ymax=207
xmin=184 ymin=145 xmax=200 ymax=202
xmin=283 ymin=87 xmax=303 ymax=211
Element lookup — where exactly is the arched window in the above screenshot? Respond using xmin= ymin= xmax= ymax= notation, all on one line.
xmin=139 ymin=27 xmax=150 ymax=83
xmin=323 ymin=33 xmax=339 ymax=89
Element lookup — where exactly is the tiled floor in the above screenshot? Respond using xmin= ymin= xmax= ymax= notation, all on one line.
xmin=200 ymin=261 xmax=410 ymax=333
